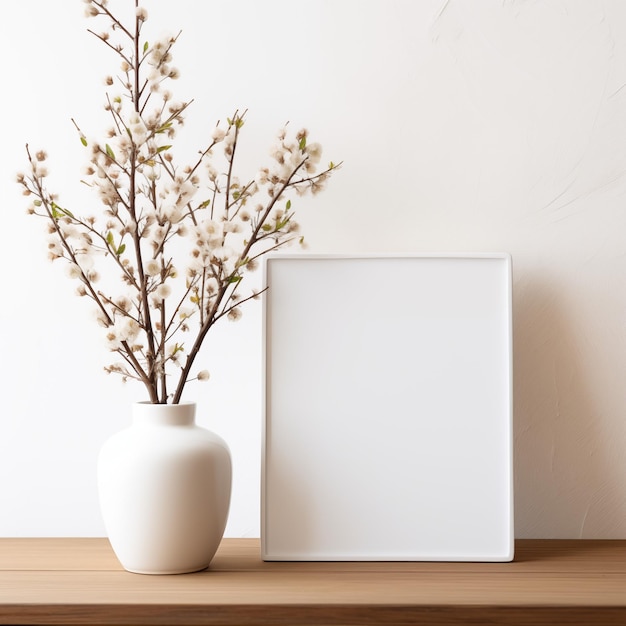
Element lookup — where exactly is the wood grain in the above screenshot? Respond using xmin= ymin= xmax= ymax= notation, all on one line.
xmin=0 ymin=539 xmax=625 ymax=625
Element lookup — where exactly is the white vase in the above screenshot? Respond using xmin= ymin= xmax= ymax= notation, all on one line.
xmin=97 ymin=401 xmax=232 ymax=574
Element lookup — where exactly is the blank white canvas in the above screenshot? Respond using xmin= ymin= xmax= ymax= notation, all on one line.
xmin=262 ymin=255 xmax=513 ymax=561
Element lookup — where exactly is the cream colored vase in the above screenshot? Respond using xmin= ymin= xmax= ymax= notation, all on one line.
xmin=98 ymin=401 xmax=232 ymax=574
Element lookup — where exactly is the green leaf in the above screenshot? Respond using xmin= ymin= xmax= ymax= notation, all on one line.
xmin=105 ymin=144 xmax=116 ymax=160
xmin=80 ymin=136 xmax=88 ymax=147
xmin=143 ymin=41 xmax=149 ymax=54
xmin=156 ymin=144 xmax=172 ymax=153
xmin=299 ymin=136 xmax=307 ymax=150
xmin=226 ymin=274 xmax=243 ymax=284
xmin=51 ymin=202 xmax=74 ymax=219
xmin=286 ymin=199 xmax=291 ymax=211
xmin=170 ymin=343 xmax=184 ymax=355
xmin=106 ymin=231 xmax=114 ymax=246
xmin=261 ymin=224 xmax=272 ymax=232
xmin=116 ymin=243 xmax=126 ymax=256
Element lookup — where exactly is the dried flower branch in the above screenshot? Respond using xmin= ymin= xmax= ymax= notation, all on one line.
xmin=18 ymin=0 xmax=340 ymax=404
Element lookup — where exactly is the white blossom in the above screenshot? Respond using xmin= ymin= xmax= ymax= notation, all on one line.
xmin=84 ymin=3 xmax=99 ymax=17
xmin=146 ymin=259 xmax=162 ymax=278
xmin=65 ymin=262 xmax=83 ymax=279
xmin=94 ymin=311 xmax=110 ymax=328
xmin=204 ymin=277 xmax=219 ymax=295
xmin=127 ymin=113 xmax=148 ymax=143
xmin=105 ymin=329 xmax=121 ymax=350
xmin=206 ymin=164 xmax=218 ymax=182
xmin=223 ymin=221 xmax=241 ymax=234
xmin=197 ymin=220 xmax=224 ymax=247
xmin=227 ymin=308 xmax=242 ymax=321
xmin=116 ymin=296 xmax=132 ymax=312
xmin=212 ymin=246 xmax=233 ymax=262
xmin=211 ymin=127 xmax=226 ymax=142
xmin=47 ymin=240 xmax=63 ymax=259
xmin=179 ymin=307 xmax=194 ymax=320
xmin=305 ymin=142 xmax=322 ymax=165
xmin=115 ymin=316 xmax=140 ymax=342
xmin=154 ymin=283 xmax=172 ymax=300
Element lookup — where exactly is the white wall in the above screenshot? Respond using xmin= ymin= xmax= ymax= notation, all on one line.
xmin=1 ymin=0 xmax=625 ymax=538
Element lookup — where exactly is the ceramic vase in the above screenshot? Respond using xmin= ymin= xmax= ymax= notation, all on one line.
xmin=98 ymin=401 xmax=232 ymax=574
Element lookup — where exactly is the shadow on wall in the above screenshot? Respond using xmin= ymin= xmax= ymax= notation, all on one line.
xmin=513 ymin=275 xmax=626 ymax=539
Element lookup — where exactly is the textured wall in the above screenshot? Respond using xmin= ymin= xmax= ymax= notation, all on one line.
xmin=1 ymin=0 xmax=625 ymax=538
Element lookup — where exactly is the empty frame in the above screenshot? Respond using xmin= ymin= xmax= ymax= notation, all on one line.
xmin=262 ymin=255 xmax=513 ymax=561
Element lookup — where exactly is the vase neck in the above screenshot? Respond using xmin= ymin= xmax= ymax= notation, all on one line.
xmin=132 ymin=402 xmax=196 ymax=427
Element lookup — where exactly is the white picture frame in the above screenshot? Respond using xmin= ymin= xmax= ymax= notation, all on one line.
xmin=261 ymin=255 xmax=514 ymax=561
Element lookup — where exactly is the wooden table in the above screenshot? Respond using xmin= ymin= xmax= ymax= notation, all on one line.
xmin=0 ymin=538 xmax=625 ymax=625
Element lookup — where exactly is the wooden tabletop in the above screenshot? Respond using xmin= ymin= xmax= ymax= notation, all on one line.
xmin=0 ymin=538 xmax=625 ymax=625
